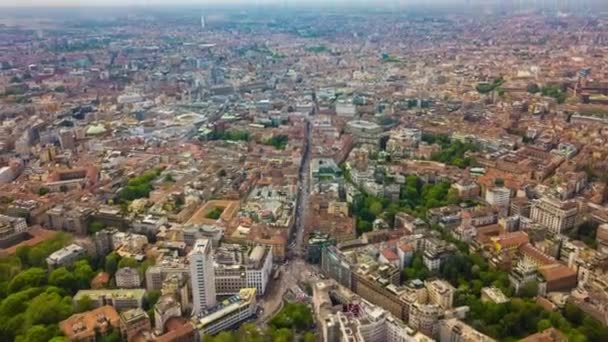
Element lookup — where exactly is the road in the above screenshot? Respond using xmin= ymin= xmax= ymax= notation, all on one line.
xmin=256 ymin=91 xmax=315 ymax=326
xmin=292 ymin=117 xmax=312 ymax=256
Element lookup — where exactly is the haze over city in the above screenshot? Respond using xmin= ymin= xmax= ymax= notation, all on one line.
xmin=0 ymin=1 xmax=608 ymax=342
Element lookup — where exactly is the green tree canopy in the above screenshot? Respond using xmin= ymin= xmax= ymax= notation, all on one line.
xmin=8 ymin=267 xmax=47 ymax=294
xmin=49 ymin=267 xmax=76 ymax=292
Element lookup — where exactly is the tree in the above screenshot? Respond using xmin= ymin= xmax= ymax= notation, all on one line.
xmin=564 ymin=302 xmax=583 ymax=326
xmin=269 ymin=303 xmax=313 ymax=331
xmin=37 ymin=187 xmax=50 ymax=196
xmin=15 ymin=246 xmax=31 ymax=266
xmin=446 ymin=188 xmax=460 ymax=205
xmin=271 ymin=328 xmax=293 ymax=342
xmin=22 ymin=325 xmax=58 ymax=342
xmin=0 ymin=288 xmax=43 ymax=317
xmin=27 ymin=248 xmax=49 ymax=268
xmin=145 ymin=290 xmax=161 ymax=310
xmin=139 ymin=258 xmax=154 ymax=277
xmin=48 ymin=267 xmax=76 ymax=292
xmin=212 ymin=331 xmax=237 ymax=342
xmin=75 ymin=295 xmax=93 ymax=313
xmin=537 ymin=319 xmax=552 ymax=332
xmin=541 ymin=84 xmax=566 ymax=104
xmin=403 ymin=253 xmax=429 ymax=281
xmin=104 ymin=252 xmax=121 ymax=276
xmin=264 ymin=135 xmax=289 ymax=150
xmin=519 ymin=280 xmax=538 ymax=298
xmin=303 ymin=332 xmax=316 ymax=342
xmin=26 ymin=292 xmax=73 ymax=325
xmin=8 ymin=267 xmax=46 ymax=293
xmin=356 ymin=219 xmax=372 ymax=236
xmin=88 ymin=221 xmax=105 ymax=235
xmin=59 ymin=185 xmax=68 ymax=193
xmin=238 ymin=323 xmax=264 ymax=342
xmin=527 ymin=83 xmax=540 ymax=94
xmin=368 ymin=201 xmax=383 ymax=216
xmin=49 ymin=337 xmax=70 ymax=342
xmin=73 ymin=260 xmax=94 ymax=290
xmin=97 ymin=328 xmax=121 ymax=342
xmin=118 ymin=257 xmax=139 ymax=270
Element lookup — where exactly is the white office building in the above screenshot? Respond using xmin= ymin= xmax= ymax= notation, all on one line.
xmin=485 ymin=187 xmax=511 ymax=208
xmin=194 ymin=288 xmax=257 ymax=336
xmin=189 ymin=239 xmax=216 ymax=316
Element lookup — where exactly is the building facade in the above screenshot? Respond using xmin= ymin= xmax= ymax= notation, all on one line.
xmin=530 ymin=197 xmax=578 ymax=234
xmin=189 ymin=239 xmax=217 ymax=316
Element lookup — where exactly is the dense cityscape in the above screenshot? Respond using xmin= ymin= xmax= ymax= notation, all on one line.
xmin=1 ymin=1 xmax=608 ymax=342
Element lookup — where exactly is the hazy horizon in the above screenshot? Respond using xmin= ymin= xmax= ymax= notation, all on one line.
xmin=1 ymin=0 xmax=607 ymax=9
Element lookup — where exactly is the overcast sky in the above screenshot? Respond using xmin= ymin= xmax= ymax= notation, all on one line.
xmin=0 ymin=0 xmax=603 ymax=8
xmin=0 ymin=0 xmax=503 ymax=7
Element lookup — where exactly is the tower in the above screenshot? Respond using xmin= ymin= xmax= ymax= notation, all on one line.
xmin=201 ymin=14 xmax=206 ymax=30
xmin=189 ymin=239 xmax=216 ymax=316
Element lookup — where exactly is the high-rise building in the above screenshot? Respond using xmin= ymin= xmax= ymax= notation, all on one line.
xmin=189 ymin=239 xmax=216 ymax=316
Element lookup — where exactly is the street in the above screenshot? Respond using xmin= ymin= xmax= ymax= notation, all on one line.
xmin=256 ymin=92 xmax=315 ymax=326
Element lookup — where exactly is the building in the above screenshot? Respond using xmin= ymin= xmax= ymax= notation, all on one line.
xmin=189 ymin=239 xmax=216 ymax=316
xmin=182 ymin=224 xmax=224 ymax=247
xmin=73 ymin=289 xmax=146 ymax=311
xmin=213 ymin=244 xmax=273 ymax=297
xmin=595 ymin=224 xmax=608 ymax=255
xmin=307 ymin=231 xmax=336 ymax=264
xmin=120 ymin=308 xmax=151 ymax=342
xmin=408 ymin=302 xmax=441 ymax=338
xmin=116 ymin=267 xmax=142 ymax=289
xmin=95 ymin=229 xmax=114 ymax=257
xmin=243 ymin=245 xmax=273 ymax=295
xmin=530 ymin=197 xmax=578 ymax=234
xmin=146 ymin=262 xmax=190 ymax=291
xmin=59 ymin=128 xmax=76 ymax=150
xmin=315 ymin=280 xmax=432 ymax=342
xmin=336 ymin=98 xmax=357 ymax=117
xmin=485 ymin=187 xmax=511 ymax=208
xmin=44 ymin=206 xmax=93 ymax=235
xmin=351 ymin=268 xmax=408 ymax=322
xmin=425 ymin=280 xmax=455 ymax=310
xmin=155 ymin=319 xmax=197 ymax=342
xmin=46 ymin=243 xmax=86 ymax=270
xmin=510 ymin=197 xmax=531 ymax=218
xmin=0 ymin=214 xmax=28 ymax=248
xmin=310 ymin=158 xmax=343 ymax=183
xmin=132 ymin=215 xmax=168 ymax=236
xmin=423 ymin=240 xmax=453 ymax=272
xmin=480 ymin=287 xmax=509 ymax=304
xmin=322 ymin=246 xmax=353 ymax=289
xmin=395 ymin=212 xmax=428 ymax=235
xmin=154 ymin=295 xmax=183 ymax=335
xmin=508 ymin=261 xmax=540 ymax=295
xmin=59 ymin=305 xmax=120 ymax=342
xmin=193 ymin=288 xmax=257 ymax=336
xmin=439 ymin=318 xmax=496 ymax=342
xmin=345 ymin=120 xmax=383 ymax=149
xmin=386 ymin=128 xmax=422 ymax=159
